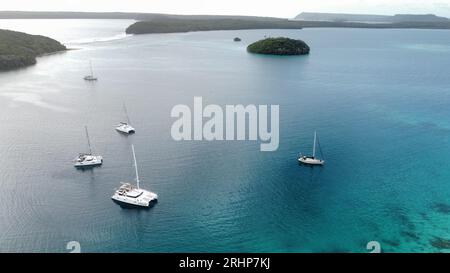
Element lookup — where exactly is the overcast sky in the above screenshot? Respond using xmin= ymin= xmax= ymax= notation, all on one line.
xmin=1 ymin=0 xmax=450 ymax=18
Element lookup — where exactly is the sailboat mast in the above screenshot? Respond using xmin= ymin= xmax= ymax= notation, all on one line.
xmin=123 ymin=103 xmax=131 ymax=124
xmin=85 ymin=126 xmax=92 ymax=154
xmin=313 ymin=131 xmax=317 ymax=158
xmin=90 ymin=61 xmax=94 ymax=77
xmin=132 ymin=144 xmax=140 ymax=189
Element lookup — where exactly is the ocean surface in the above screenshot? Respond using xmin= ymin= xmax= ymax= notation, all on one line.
xmin=0 ymin=19 xmax=449 ymax=253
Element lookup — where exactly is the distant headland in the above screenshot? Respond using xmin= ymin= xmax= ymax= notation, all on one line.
xmin=2 ymin=11 xmax=450 ymax=33
xmin=247 ymin=37 xmax=310 ymax=56
xmin=295 ymin=12 xmax=449 ymax=23
xmin=0 ymin=29 xmax=66 ymax=71
xmin=125 ymin=18 xmax=304 ymax=34
xmin=292 ymin=12 xmax=450 ymax=29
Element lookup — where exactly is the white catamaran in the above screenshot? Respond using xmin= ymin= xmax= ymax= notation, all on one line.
xmin=74 ymin=126 xmax=103 ymax=168
xmin=115 ymin=103 xmax=135 ymax=134
xmin=83 ymin=61 xmax=98 ymax=81
xmin=298 ymin=131 xmax=325 ymax=166
xmin=111 ymin=145 xmax=158 ymax=207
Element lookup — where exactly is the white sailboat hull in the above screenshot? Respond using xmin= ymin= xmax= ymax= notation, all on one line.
xmin=84 ymin=76 xmax=97 ymax=81
xmin=298 ymin=156 xmax=324 ymax=165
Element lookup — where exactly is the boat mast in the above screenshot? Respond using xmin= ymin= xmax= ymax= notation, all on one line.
xmin=123 ymin=103 xmax=131 ymax=124
xmin=132 ymin=144 xmax=140 ymax=189
xmin=85 ymin=126 xmax=92 ymax=154
xmin=89 ymin=61 xmax=94 ymax=77
xmin=313 ymin=131 xmax=317 ymax=158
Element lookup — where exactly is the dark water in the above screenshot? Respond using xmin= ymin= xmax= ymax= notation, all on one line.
xmin=0 ymin=20 xmax=449 ymax=253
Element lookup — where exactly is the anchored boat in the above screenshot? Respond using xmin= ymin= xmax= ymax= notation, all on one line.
xmin=115 ymin=103 xmax=135 ymax=134
xmin=111 ymin=145 xmax=158 ymax=207
xmin=298 ymin=131 xmax=325 ymax=166
xmin=83 ymin=60 xmax=98 ymax=81
xmin=74 ymin=126 xmax=103 ymax=168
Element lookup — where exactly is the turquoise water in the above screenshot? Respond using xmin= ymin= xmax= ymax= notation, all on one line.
xmin=0 ymin=20 xmax=449 ymax=253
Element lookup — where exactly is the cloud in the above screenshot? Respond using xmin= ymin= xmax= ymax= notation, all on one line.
xmin=0 ymin=0 xmax=449 ymax=17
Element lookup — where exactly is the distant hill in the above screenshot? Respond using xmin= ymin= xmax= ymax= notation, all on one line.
xmin=292 ymin=20 xmax=450 ymax=29
xmin=0 ymin=29 xmax=66 ymax=71
xmin=2 ymin=11 xmax=450 ymax=32
xmin=0 ymin=11 xmax=283 ymax=21
xmin=392 ymin=14 xmax=449 ymax=22
xmin=295 ymin=12 xmax=449 ymax=23
xmin=295 ymin=12 xmax=391 ymax=23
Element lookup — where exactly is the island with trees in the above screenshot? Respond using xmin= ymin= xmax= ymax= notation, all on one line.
xmin=0 ymin=29 xmax=66 ymax=71
xmin=247 ymin=37 xmax=310 ymax=55
xmin=125 ymin=18 xmax=304 ymax=34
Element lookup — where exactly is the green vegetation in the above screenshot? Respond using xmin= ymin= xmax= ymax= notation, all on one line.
xmin=0 ymin=29 xmax=66 ymax=71
xmin=125 ymin=16 xmax=450 ymax=36
xmin=247 ymin=37 xmax=310 ymax=56
xmin=126 ymin=18 xmax=304 ymax=34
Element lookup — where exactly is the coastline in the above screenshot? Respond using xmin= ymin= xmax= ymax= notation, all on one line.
xmin=38 ymin=48 xmax=72 ymax=57
xmin=0 ymin=49 xmax=69 ymax=72
xmin=0 ymin=29 xmax=67 ymax=71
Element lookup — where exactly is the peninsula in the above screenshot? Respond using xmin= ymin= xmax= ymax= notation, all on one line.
xmin=125 ymin=18 xmax=304 ymax=34
xmin=0 ymin=29 xmax=66 ymax=71
xmin=247 ymin=37 xmax=310 ymax=55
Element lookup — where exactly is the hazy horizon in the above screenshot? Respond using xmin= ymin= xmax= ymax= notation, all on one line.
xmin=1 ymin=0 xmax=450 ymax=18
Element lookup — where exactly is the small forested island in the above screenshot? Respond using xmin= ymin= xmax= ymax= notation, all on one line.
xmin=247 ymin=37 xmax=310 ymax=55
xmin=0 ymin=29 xmax=66 ymax=71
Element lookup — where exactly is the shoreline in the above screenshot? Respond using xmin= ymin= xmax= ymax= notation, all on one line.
xmin=126 ymin=23 xmax=450 ymax=35
xmin=0 ymin=49 xmax=69 ymax=72
xmin=37 ymin=48 xmax=72 ymax=58
xmin=124 ymin=26 xmax=450 ymax=36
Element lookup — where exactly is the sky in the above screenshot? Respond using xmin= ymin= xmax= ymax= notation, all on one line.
xmin=1 ymin=0 xmax=450 ymax=18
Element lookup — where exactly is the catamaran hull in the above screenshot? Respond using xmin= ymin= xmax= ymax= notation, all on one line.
xmin=115 ymin=123 xmax=136 ymax=134
xmin=111 ymin=194 xmax=158 ymax=208
xmin=115 ymin=127 xmax=135 ymax=134
xmin=74 ymin=161 xmax=103 ymax=168
xmin=74 ymin=157 xmax=103 ymax=168
xmin=111 ymin=197 xmax=157 ymax=208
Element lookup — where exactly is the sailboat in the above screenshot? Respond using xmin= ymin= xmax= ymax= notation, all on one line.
xmin=115 ymin=103 xmax=135 ymax=134
xmin=83 ymin=61 xmax=98 ymax=81
xmin=298 ymin=131 xmax=325 ymax=166
xmin=74 ymin=126 xmax=103 ymax=167
xmin=111 ymin=145 xmax=158 ymax=207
